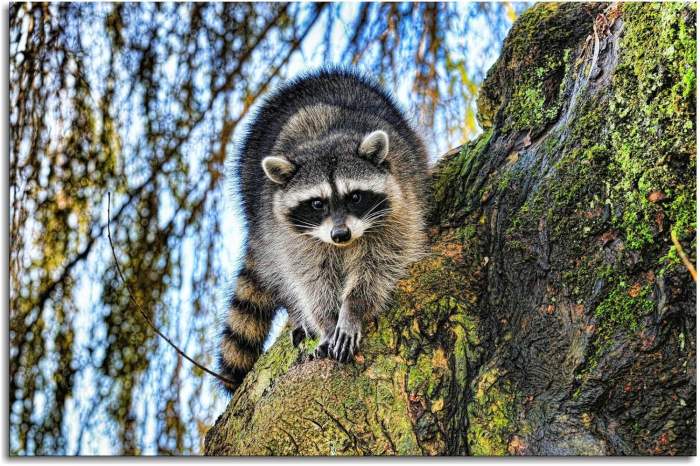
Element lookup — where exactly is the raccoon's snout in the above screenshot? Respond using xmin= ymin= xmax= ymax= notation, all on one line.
xmin=331 ymin=225 xmax=352 ymax=244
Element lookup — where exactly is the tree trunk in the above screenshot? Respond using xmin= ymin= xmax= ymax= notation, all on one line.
xmin=205 ymin=2 xmax=696 ymax=456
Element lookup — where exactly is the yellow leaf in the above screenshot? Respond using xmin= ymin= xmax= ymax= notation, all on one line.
xmin=505 ymin=3 xmax=517 ymax=23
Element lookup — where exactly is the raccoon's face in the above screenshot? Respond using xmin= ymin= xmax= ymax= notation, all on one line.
xmin=263 ymin=131 xmax=396 ymax=247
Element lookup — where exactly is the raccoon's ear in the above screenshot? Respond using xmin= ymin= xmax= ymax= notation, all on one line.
xmin=261 ymin=156 xmax=295 ymax=185
xmin=359 ymin=130 xmax=389 ymax=164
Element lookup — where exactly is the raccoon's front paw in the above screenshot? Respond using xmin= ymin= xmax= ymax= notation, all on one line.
xmin=291 ymin=326 xmax=307 ymax=347
xmin=311 ymin=339 xmax=330 ymax=360
xmin=330 ymin=322 xmax=361 ymax=363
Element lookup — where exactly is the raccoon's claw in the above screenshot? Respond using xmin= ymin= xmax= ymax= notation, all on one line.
xmin=291 ymin=326 xmax=307 ymax=347
xmin=312 ymin=340 xmax=330 ymax=359
xmin=330 ymin=326 xmax=361 ymax=363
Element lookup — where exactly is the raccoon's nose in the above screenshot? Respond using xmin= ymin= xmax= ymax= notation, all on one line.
xmin=331 ymin=225 xmax=352 ymax=244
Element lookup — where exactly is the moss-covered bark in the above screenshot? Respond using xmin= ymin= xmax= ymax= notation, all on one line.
xmin=206 ymin=3 xmax=696 ymax=456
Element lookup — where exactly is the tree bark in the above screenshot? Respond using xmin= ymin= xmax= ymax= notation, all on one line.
xmin=205 ymin=2 xmax=696 ymax=456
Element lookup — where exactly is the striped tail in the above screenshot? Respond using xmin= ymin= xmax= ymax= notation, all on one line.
xmin=218 ymin=262 xmax=277 ymax=394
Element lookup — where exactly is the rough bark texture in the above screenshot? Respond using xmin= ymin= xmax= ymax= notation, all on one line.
xmin=205 ymin=2 xmax=696 ymax=456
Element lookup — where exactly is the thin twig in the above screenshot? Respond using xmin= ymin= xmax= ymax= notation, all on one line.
xmin=106 ymin=192 xmax=237 ymax=386
xmin=671 ymin=229 xmax=697 ymax=282
xmin=588 ymin=13 xmax=600 ymax=80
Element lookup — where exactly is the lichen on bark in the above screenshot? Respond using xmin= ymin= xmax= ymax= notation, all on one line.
xmin=206 ymin=3 xmax=696 ymax=456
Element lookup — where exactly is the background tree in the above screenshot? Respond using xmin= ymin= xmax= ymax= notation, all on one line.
xmin=9 ymin=2 xmax=524 ymax=455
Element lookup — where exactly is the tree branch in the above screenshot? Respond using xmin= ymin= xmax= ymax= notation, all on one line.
xmin=106 ymin=192 xmax=238 ymax=387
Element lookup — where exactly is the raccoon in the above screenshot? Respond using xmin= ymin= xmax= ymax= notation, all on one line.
xmin=218 ymin=68 xmax=428 ymax=394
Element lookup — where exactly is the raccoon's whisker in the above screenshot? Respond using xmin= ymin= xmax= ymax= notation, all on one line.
xmin=289 ymin=219 xmax=319 ymax=229
xmin=361 ymin=205 xmax=386 ymax=223
xmin=291 ymin=223 xmax=316 ymax=230
xmin=363 ymin=219 xmax=388 ymax=229
xmin=364 ymin=208 xmax=391 ymax=219
xmin=293 ymin=231 xmax=321 ymax=242
xmin=363 ymin=210 xmax=390 ymax=221
xmin=363 ymin=198 xmax=389 ymax=218
xmin=363 ymin=222 xmax=387 ymax=232
xmin=364 ymin=202 xmax=391 ymax=215
xmin=363 ymin=221 xmax=389 ymax=232
xmin=363 ymin=209 xmax=392 ymax=223
xmin=289 ymin=217 xmax=317 ymax=226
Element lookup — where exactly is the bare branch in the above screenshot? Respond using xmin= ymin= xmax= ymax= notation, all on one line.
xmin=106 ymin=192 xmax=238 ymax=387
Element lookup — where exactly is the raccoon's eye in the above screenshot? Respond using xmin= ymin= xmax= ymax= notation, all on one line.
xmin=310 ymin=199 xmax=324 ymax=210
xmin=350 ymin=192 xmax=362 ymax=204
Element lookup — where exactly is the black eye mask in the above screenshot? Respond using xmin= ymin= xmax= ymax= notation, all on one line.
xmin=345 ymin=191 xmax=389 ymax=220
xmin=285 ymin=189 xmax=390 ymax=235
xmin=287 ymin=198 xmax=328 ymax=233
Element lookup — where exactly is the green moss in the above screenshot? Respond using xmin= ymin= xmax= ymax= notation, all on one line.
xmin=503 ymin=3 xmax=562 ymax=60
xmin=431 ymin=128 xmax=493 ymax=221
xmin=223 ymin=352 xmax=421 ymax=455
xmin=546 ymin=1 xmax=698 ymax=276
xmin=658 ymin=245 xmax=682 ymax=277
xmin=407 ymin=353 xmax=436 ymax=395
xmin=467 ymin=368 xmax=516 ymax=456
xmin=541 ymin=132 xmax=560 ymax=155
xmin=504 ymin=55 xmax=565 ymax=133
xmin=456 ymin=224 xmax=476 ymax=244
xmin=607 ymin=2 xmax=697 ymax=252
xmin=374 ymin=317 xmax=398 ymax=349
xmin=451 ymin=311 xmax=480 ymax=371
xmin=576 ymin=278 xmax=657 ymax=383
xmin=505 ymin=3 xmax=696 ymax=394
xmin=506 ymin=140 xmax=608 ymax=262
xmin=459 ymin=129 xmax=493 ymax=177
xmin=500 ymin=1 xmax=696 ymax=259
xmin=497 ymin=169 xmax=514 ymax=191
xmin=669 ymin=192 xmax=696 ymax=239
xmin=478 ymin=2 xmax=586 ymax=134
xmin=594 ymin=281 xmax=655 ymax=333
